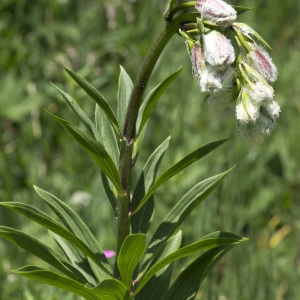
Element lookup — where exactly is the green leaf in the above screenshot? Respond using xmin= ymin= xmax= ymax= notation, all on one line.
xmin=0 ymin=227 xmax=87 ymax=283
xmin=0 ymin=201 xmax=113 ymax=279
xmin=136 ymin=67 xmax=182 ymax=138
xmin=14 ymin=266 xmax=130 ymax=300
xmin=49 ymin=113 xmax=124 ymax=195
xmin=164 ymin=245 xmax=233 ymax=300
xmin=131 ymin=136 xmax=171 ymax=233
xmin=101 ymin=172 xmax=118 ymax=215
xmin=95 ymin=104 xmax=119 ymax=167
xmin=34 ymin=186 xmax=113 ymax=279
xmin=52 ymin=83 xmax=101 ymax=142
xmin=92 ymin=278 xmax=130 ymax=300
xmin=117 ymin=234 xmax=146 ymax=289
xmin=135 ymin=231 xmax=182 ymax=300
xmin=134 ymin=232 xmax=247 ymax=295
xmin=163 ymin=0 xmax=178 ymax=20
xmin=131 ymin=139 xmax=228 ymax=215
xmin=232 ymin=5 xmax=254 ymax=15
xmin=142 ymin=167 xmax=234 ymax=271
xmin=51 ymin=232 xmax=99 ymax=287
xmin=132 ymin=122 xmax=147 ymax=161
xmin=64 ymin=67 xmax=121 ymax=138
xmin=233 ymin=22 xmax=272 ymax=50
xmin=117 ymin=66 xmax=133 ymax=130
xmin=95 ymin=103 xmax=119 ymax=213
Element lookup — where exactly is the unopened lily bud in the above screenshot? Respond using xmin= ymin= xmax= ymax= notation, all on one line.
xmin=239 ymin=62 xmax=274 ymax=103
xmin=262 ymin=100 xmax=281 ymax=121
xmin=236 ymin=90 xmax=260 ymax=123
xmin=203 ymin=30 xmax=235 ymax=69
xmin=189 ymin=42 xmax=206 ymax=80
xmin=200 ymin=65 xmax=235 ymax=93
xmin=247 ymin=44 xmax=278 ymax=84
xmin=195 ymin=0 xmax=237 ymax=27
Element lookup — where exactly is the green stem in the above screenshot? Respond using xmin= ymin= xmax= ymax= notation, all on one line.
xmin=114 ymin=12 xmax=198 ymax=274
xmin=123 ymin=12 xmax=198 ymax=142
xmin=168 ymin=2 xmax=197 ymax=20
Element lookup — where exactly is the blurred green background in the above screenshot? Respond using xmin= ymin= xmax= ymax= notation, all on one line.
xmin=0 ymin=0 xmax=299 ymax=299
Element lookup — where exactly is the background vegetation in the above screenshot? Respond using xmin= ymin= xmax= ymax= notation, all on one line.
xmin=0 ymin=0 xmax=299 ymax=299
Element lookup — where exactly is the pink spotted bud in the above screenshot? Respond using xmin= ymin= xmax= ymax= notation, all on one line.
xmin=203 ymin=30 xmax=235 ymax=69
xmin=195 ymin=0 xmax=237 ymax=27
xmin=247 ymin=44 xmax=278 ymax=84
xmin=189 ymin=42 xmax=206 ymax=80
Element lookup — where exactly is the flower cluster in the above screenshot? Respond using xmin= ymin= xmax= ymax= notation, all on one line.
xmin=187 ymin=0 xmax=280 ymax=137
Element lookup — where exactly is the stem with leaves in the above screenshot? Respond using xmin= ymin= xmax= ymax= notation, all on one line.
xmin=116 ymin=12 xmax=197 ymax=265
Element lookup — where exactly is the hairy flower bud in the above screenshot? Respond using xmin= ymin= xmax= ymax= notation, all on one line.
xmin=189 ymin=42 xmax=206 ymax=80
xmin=262 ymin=100 xmax=281 ymax=121
xmin=236 ymin=90 xmax=259 ymax=123
xmin=203 ymin=30 xmax=235 ymax=69
xmin=195 ymin=0 xmax=237 ymax=27
xmin=239 ymin=62 xmax=274 ymax=103
xmin=247 ymin=44 xmax=278 ymax=84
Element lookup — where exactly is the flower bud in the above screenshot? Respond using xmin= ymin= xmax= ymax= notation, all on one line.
xmin=261 ymin=100 xmax=281 ymax=121
xmin=247 ymin=44 xmax=278 ymax=84
xmin=200 ymin=65 xmax=235 ymax=93
xmin=239 ymin=62 xmax=274 ymax=103
xmin=195 ymin=0 xmax=237 ymax=27
xmin=203 ymin=30 xmax=235 ymax=69
xmin=236 ymin=90 xmax=260 ymax=123
xmin=189 ymin=42 xmax=206 ymax=80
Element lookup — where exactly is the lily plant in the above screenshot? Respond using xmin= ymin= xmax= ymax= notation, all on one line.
xmin=0 ymin=0 xmax=279 ymax=299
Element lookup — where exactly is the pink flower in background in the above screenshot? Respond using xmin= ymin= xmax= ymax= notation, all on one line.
xmin=103 ymin=250 xmax=116 ymax=259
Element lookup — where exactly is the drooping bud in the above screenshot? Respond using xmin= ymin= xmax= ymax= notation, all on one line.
xmin=239 ymin=62 xmax=274 ymax=103
xmin=246 ymin=44 xmax=278 ymax=84
xmin=195 ymin=0 xmax=237 ymax=27
xmin=261 ymin=100 xmax=281 ymax=121
xmin=235 ymin=89 xmax=260 ymax=123
xmin=206 ymin=67 xmax=237 ymax=104
xmin=200 ymin=65 xmax=236 ymax=93
xmin=189 ymin=42 xmax=206 ymax=80
xmin=203 ymin=30 xmax=235 ymax=69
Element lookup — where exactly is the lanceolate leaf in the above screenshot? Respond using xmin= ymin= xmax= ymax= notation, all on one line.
xmin=136 ymin=67 xmax=182 ymax=138
xmin=117 ymin=234 xmax=146 ymax=289
xmin=52 ymin=83 xmax=101 ymax=142
xmin=92 ymin=278 xmax=130 ymax=300
xmin=232 ymin=5 xmax=254 ymax=15
xmin=0 ymin=201 xmax=113 ymax=278
xmin=135 ymin=231 xmax=182 ymax=300
xmin=95 ymin=104 xmax=119 ymax=166
xmin=13 ymin=266 xmax=130 ymax=300
xmin=142 ymin=167 xmax=234 ymax=270
xmin=51 ymin=233 xmax=99 ymax=287
xmin=131 ymin=136 xmax=171 ymax=233
xmin=164 ymin=246 xmax=233 ymax=300
xmin=0 ymin=227 xmax=87 ymax=283
xmin=101 ymin=172 xmax=118 ymax=215
xmin=64 ymin=67 xmax=121 ymax=138
xmin=34 ymin=186 xmax=112 ymax=279
xmin=131 ymin=139 xmax=228 ymax=215
xmin=49 ymin=113 xmax=123 ymax=195
xmin=117 ymin=66 xmax=133 ymax=129
xmin=95 ymin=104 xmax=119 ymax=213
xmin=134 ymin=232 xmax=247 ymax=295
xmin=233 ymin=22 xmax=272 ymax=50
